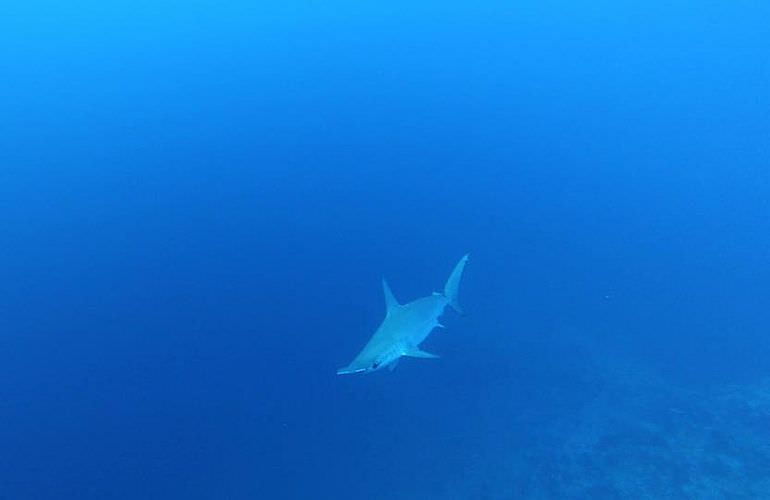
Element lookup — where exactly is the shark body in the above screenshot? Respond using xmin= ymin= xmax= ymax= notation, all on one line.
xmin=337 ymin=255 xmax=469 ymax=375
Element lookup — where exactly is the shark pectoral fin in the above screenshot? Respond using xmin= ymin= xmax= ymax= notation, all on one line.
xmin=404 ymin=347 xmax=439 ymax=359
xmin=387 ymin=358 xmax=400 ymax=372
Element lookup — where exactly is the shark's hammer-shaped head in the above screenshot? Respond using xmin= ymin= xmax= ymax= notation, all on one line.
xmin=336 ymin=361 xmax=374 ymax=375
xmin=336 ymin=348 xmax=399 ymax=375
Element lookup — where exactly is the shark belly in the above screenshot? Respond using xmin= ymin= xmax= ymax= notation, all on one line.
xmin=399 ymin=295 xmax=449 ymax=346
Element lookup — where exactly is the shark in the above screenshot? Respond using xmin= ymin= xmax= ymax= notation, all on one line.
xmin=337 ymin=255 xmax=469 ymax=375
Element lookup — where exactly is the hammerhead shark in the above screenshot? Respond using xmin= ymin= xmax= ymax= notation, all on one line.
xmin=337 ymin=255 xmax=469 ymax=375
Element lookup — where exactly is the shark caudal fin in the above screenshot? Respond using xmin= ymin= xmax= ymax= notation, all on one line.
xmin=443 ymin=254 xmax=469 ymax=314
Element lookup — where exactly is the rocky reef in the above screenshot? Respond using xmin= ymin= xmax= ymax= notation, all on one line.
xmin=510 ymin=366 xmax=770 ymax=499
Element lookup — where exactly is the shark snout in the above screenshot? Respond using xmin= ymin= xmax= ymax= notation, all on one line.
xmin=336 ymin=366 xmax=367 ymax=375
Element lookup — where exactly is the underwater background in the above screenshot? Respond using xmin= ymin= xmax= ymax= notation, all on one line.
xmin=2 ymin=1 xmax=770 ymax=498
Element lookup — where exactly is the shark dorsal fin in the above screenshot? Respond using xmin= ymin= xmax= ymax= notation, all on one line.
xmin=382 ymin=278 xmax=400 ymax=314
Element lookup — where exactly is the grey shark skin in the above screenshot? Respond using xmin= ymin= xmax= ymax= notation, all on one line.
xmin=337 ymin=255 xmax=469 ymax=375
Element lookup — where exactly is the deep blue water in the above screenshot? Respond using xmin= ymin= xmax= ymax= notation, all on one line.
xmin=2 ymin=1 xmax=770 ymax=498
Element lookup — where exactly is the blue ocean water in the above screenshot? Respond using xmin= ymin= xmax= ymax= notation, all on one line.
xmin=2 ymin=1 xmax=769 ymax=498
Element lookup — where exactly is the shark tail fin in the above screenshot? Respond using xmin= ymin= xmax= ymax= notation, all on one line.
xmin=443 ymin=254 xmax=469 ymax=314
